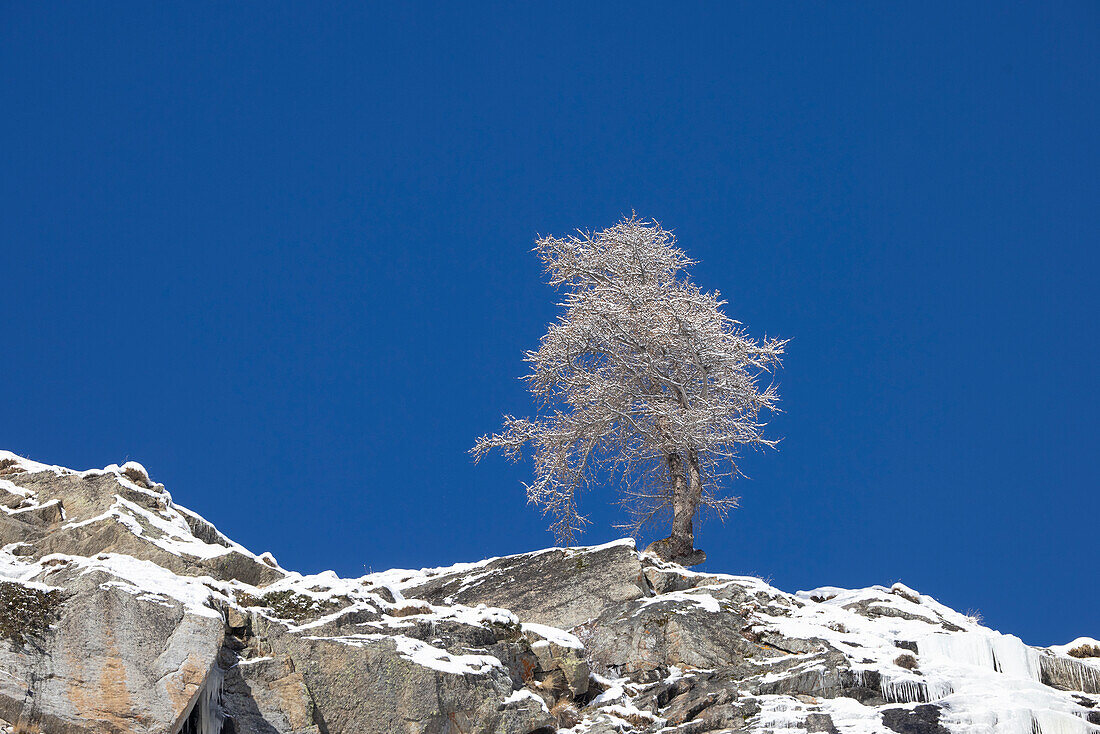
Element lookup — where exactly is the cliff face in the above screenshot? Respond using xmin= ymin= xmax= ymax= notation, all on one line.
xmin=0 ymin=451 xmax=1097 ymax=734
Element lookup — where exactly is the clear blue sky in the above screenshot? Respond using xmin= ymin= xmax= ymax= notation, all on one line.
xmin=2 ymin=4 xmax=1096 ymax=645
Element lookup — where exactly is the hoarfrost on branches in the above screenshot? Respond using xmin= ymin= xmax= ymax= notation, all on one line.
xmin=472 ymin=215 xmax=785 ymax=562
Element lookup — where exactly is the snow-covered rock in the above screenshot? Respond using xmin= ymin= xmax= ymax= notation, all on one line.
xmin=0 ymin=450 xmax=1096 ymax=734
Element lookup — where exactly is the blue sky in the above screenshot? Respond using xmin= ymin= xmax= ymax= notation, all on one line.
xmin=2 ymin=3 xmax=1096 ymax=645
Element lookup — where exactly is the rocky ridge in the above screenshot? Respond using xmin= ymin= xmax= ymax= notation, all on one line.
xmin=0 ymin=450 xmax=1097 ymax=734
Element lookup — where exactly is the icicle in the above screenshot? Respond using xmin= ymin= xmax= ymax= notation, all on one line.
xmin=1030 ymin=710 xmax=1097 ymax=734
xmin=1039 ymin=654 xmax=1100 ymax=694
xmin=919 ymin=631 xmax=1041 ymax=681
xmin=880 ymin=675 xmax=954 ymax=704
xmin=882 ymin=677 xmax=926 ymax=703
xmin=939 ymin=706 xmax=1096 ymax=734
xmin=752 ymin=697 xmax=811 ymax=732
xmin=850 ymin=667 xmax=953 ymax=704
xmin=178 ymin=665 xmax=225 ymax=734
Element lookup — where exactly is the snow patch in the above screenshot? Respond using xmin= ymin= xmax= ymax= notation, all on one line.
xmin=313 ymin=634 xmax=503 ymax=676
xmin=503 ymin=688 xmax=550 ymax=713
xmin=522 ymin=622 xmax=583 ymax=649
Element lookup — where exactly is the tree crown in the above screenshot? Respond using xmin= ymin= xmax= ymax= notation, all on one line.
xmin=473 ymin=216 xmax=786 ymax=544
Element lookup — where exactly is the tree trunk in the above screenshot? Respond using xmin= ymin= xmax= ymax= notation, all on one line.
xmin=646 ymin=421 xmax=708 ymax=566
xmin=669 ymin=450 xmax=703 ymax=558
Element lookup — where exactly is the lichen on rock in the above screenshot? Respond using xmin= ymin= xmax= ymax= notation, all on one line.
xmin=0 ymin=580 xmax=64 ymax=648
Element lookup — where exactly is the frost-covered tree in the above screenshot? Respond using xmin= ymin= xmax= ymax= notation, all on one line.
xmin=472 ymin=216 xmax=785 ymax=565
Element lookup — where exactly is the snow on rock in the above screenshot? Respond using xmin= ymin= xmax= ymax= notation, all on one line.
xmin=522 ymin=621 xmax=585 ymax=649
xmin=391 ymin=634 xmax=505 ymax=676
xmin=504 ymin=687 xmax=551 ymax=713
xmin=309 ymin=633 xmax=505 ymax=675
xmin=0 ymin=450 xmax=1097 ymax=734
xmin=1051 ymin=638 xmax=1100 ymax=668
xmin=0 ymin=450 xmax=62 ymax=475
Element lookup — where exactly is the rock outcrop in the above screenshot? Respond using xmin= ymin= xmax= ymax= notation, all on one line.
xmin=0 ymin=450 xmax=1097 ymax=734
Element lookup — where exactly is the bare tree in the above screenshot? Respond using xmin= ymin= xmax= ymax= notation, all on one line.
xmin=472 ymin=216 xmax=786 ymax=565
